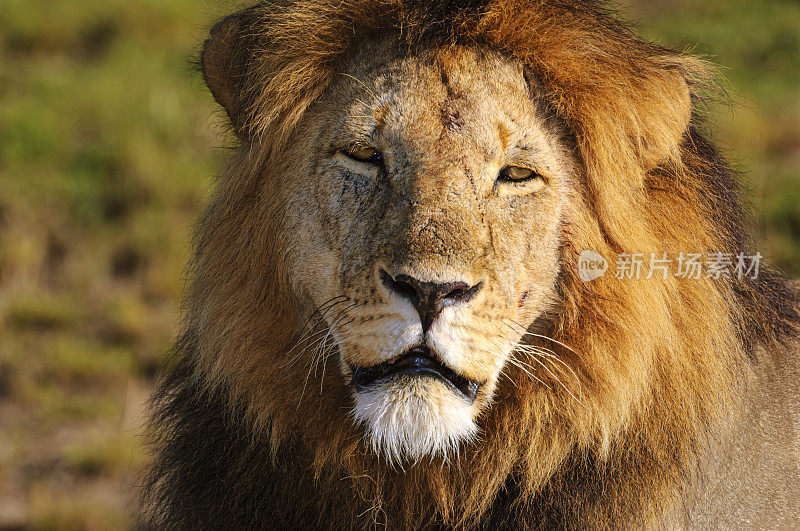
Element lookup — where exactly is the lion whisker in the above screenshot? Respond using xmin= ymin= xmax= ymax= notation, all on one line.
xmin=499 ymin=370 xmax=519 ymax=389
xmin=503 ymin=318 xmax=579 ymax=357
xmin=296 ymin=295 xmax=349 ymax=341
xmin=312 ymin=310 xmax=358 ymax=388
xmin=317 ymin=317 xmax=357 ymax=394
xmin=500 ymin=319 xmax=583 ymax=397
xmin=282 ymin=297 xmax=351 ymax=367
xmin=523 ymin=348 xmax=583 ymax=400
xmin=296 ymin=300 xmax=354 ymax=354
xmin=283 ymin=325 xmax=337 ymax=368
xmin=488 ymin=328 xmax=583 ymax=404
xmin=499 ymin=352 xmax=552 ymax=391
xmin=524 ymin=351 xmax=583 ymax=405
xmin=298 ymin=303 xmax=357 ymax=408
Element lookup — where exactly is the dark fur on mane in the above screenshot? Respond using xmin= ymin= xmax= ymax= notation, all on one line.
xmin=140 ymin=345 xmax=691 ymax=529
xmin=141 ymin=0 xmax=799 ymax=528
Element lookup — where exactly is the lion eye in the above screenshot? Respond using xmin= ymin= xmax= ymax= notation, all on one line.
xmin=498 ymin=166 xmax=540 ymax=183
xmin=344 ymin=147 xmax=382 ymax=164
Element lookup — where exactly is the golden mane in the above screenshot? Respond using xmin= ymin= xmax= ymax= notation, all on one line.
xmin=142 ymin=1 xmax=799 ymax=528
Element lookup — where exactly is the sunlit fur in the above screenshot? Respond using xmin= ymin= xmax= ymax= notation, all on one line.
xmin=352 ymin=377 xmax=478 ymax=465
xmin=141 ymin=1 xmax=799 ymax=528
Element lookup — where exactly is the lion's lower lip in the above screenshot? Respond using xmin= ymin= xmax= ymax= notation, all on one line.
xmin=351 ymin=345 xmax=480 ymax=401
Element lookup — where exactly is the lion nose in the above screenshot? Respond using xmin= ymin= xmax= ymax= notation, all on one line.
xmin=380 ymin=270 xmax=483 ymax=332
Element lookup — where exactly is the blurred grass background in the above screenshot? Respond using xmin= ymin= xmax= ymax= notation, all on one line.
xmin=0 ymin=0 xmax=797 ymax=528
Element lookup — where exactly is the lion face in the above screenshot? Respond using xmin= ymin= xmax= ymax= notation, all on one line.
xmin=282 ymin=42 xmax=577 ymax=462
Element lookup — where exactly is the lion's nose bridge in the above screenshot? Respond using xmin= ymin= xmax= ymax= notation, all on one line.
xmin=383 ymin=156 xmax=489 ymax=281
xmin=387 ymin=206 xmax=486 ymax=282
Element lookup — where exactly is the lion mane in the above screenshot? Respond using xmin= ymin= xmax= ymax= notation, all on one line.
xmin=141 ymin=1 xmax=799 ymax=528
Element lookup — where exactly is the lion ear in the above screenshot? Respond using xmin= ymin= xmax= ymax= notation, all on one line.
xmin=201 ymin=11 xmax=259 ymax=138
xmin=633 ymin=66 xmax=694 ymax=170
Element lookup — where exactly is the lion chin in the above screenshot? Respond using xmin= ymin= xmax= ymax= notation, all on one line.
xmin=141 ymin=0 xmax=800 ymax=529
xmin=352 ymin=374 xmax=478 ymax=465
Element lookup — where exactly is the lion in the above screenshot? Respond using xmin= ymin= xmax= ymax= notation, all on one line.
xmin=141 ymin=1 xmax=800 ymax=528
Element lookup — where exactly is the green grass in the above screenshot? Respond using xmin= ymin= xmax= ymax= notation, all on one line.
xmin=1 ymin=0 xmax=798 ymax=528
xmin=624 ymin=0 xmax=800 ymax=276
xmin=0 ymin=0 xmax=230 ymax=527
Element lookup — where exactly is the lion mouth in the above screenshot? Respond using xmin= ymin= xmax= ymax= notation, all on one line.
xmin=351 ymin=345 xmax=480 ymax=401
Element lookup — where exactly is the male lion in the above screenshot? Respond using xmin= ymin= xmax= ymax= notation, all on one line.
xmin=142 ymin=1 xmax=800 ymax=528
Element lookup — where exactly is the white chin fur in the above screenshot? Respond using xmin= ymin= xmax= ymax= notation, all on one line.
xmin=352 ymin=377 xmax=478 ymax=465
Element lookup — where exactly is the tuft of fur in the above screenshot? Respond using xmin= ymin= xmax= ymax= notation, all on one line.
xmin=353 ymin=378 xmax=478 ymax=466
xmin=141 ymin=1 xmax=800 ymax=528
